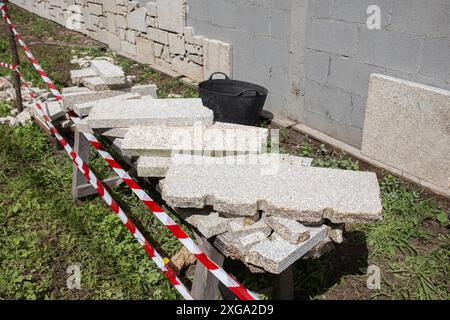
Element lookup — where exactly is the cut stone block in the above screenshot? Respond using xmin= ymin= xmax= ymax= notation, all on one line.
xmin=130 ymin=84 xmax=158 ymax=98
xmin=185 ymin=212 xmax=230 ymax=238
xmin=82 ymin=76 xmax=110 ymax=91
xmin=70 ymin=68 xmax=97 ymax=86
xmin=73 ymin=92 xmax=141 ymax=117
xmin=362 ymin=74 xmax=450 ymax=192
xmin=121 ymin=123 xmax=269 ymax=157
xmin=63 ymin=90 xmax=131 ymax=110
xmin=161 ymin=163 xmax=382 ymax=224
xmin=266 ymin=216 xmax=311 ymax=244
xmin=43 ymin=101 xmax=66 ymax=121
xmin=90 ymin=60 xmax=126 ymax=86
xmin=87 ymin=98 xmax=213 ymax=129
xmin=245 ymin=226 xmax=328 ymax=274
xmin=137 ymin=154 xmax=312 ymax=178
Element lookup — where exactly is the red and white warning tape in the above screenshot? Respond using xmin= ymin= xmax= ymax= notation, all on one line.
xmin=0 ymin=63 xmax=193 ymax=300
xmin=0 ymin=61 xmax=17 ymax=71
xmin=0 ymin=2 xmax=258 ymax=300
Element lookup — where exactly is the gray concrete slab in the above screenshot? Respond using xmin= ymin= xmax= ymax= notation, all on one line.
xmin=87 ymin=98 xmax=213 ymax=129
xmin=161 ymin=163 xmax=382 ymax=224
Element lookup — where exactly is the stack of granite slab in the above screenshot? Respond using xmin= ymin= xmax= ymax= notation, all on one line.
xmin=72 ymin=90 xmax=383 ymax=274
xmin=159 ymin=162 xmax=383 ymax=274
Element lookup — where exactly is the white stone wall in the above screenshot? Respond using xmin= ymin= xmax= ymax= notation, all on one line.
xmin=9 ymin=0 xmax=232 ymax=82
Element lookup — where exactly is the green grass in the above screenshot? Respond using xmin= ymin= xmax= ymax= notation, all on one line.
xmin=0 ymin=124 xmax=187 ymax=300
xmin=0 ymin=100 xmax=12 ymax=117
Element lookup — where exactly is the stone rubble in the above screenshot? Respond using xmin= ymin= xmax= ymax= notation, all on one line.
xmin=266 ymin=216 xmax=311 ymax=245
xmin=245 ymin=228 xmax=328 ymax=274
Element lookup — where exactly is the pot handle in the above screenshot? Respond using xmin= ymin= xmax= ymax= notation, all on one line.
xmin=237 ymin=89 xmax=261 ymax=96
xmin=209 ymin=72 xmax=230 ymax=80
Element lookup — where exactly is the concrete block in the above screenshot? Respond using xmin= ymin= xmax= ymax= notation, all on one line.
xmin=245 ymin=226 xmax=328 ymax=274
xmin=305 ymin=80 xmax=353 ymax=125
xmin=126 ymin=7 xmax=147 ymax=32
xmin=420 ymin=38 xmax=450 ymax=83
xmin=185 ymin=212 xmax=230 ymax=238
xmin=82 ymin=76 xmax=109 ymax=91
xmin=121 ymin=122 xmax=269 ymax=157
xmin=328 ymin=56 xmax=386 ymax=96
xmin=156 ymin=0 xmax=185 ymax=33
xmin=70 ymin=68 xmax=98 ymax=86
xmin=90 ymin=60 xmax=126 ymax=86
xmin=87 ymin=98 xmax=213 ymax=129
xmin=307 ymin=19 xmax=358 ymax=56
xmin=358 ymin=29 xmax=422 ymax=73
xmin=266 ymin=216 xmax=311 ymax=244
xmin=161 ymin=163 xmax=382 ymax=224
xmin=332 ymin=0 xmax=393 ymax=26
xmin=361 ymin=74 xmax=450 ymax=191
xmin=305 ymin=49 xmax=330 ymax=84
xmin=391 ymin=0 xmax=450 ymax=38
xmin=203 ymin=38 xmax=232 ymax=80
xmin=73 ymin=93 xmax=141 ymax=117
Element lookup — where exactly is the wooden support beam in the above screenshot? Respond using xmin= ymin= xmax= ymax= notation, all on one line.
xmin=5 ymin=2 xmax=23 ymax=113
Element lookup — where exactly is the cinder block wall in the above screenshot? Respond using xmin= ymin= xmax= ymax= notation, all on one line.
xmin=303 ymin=0 xmax=450 ymax=147
xmin=188 ymin=0 xmax=450 ymax=148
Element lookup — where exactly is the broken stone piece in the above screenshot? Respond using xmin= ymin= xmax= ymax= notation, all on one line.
xmin=245 ymin=226 xmax=328 ymax=274
xmin=185 ymin=212 xmax=230 ymax=238
xmin=266 ymin=216 xmax=311 ymax=244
